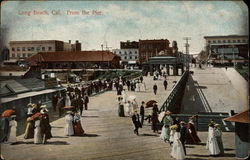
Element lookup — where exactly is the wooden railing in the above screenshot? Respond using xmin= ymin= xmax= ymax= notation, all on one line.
xmin=159 ymin=70 xmax=189 ymax=113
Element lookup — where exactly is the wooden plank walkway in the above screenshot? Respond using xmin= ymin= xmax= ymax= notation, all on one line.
xmin=1 ymin=76 xmax=235 ymax=160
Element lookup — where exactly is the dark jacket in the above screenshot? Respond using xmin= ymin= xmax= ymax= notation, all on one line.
xmin=140 ymin=105 xmax=145 ymax=116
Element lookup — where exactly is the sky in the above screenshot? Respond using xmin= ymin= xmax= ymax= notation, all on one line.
xmin=1 ymin=0 xmax=248 ymax=54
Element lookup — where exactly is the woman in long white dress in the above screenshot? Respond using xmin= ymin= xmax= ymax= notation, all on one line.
xmin=34 ymin=118 xmax=42 ymax=144
xmin=64 ymin=111 xmax=74 ymax=136
xmin=169 ymin=125 xmax=176 ymax=144
xmin=170 ymin=125 xmax=185 ymax=160
xmin=8 ymin=115 xmax=17 ymax=144
xmin=135 ymin=83 xmax=139 ymax=92
xmin=65 ymin=94 xmax=71 ymax=106
xmin=206 ymin=124 xmax=220 ymax=156
xmin=121 ymin=90 xmax=127 ymax=103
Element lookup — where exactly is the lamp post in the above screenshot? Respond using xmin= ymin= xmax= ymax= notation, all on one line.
xmin=232 ymin=45 xmax=236 ymax=68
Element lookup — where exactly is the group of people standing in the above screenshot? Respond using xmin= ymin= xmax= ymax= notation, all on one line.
xmin=64 ymin=111 xmax=84 ymax=136
xmin=24 ymin=103 xmax=52 ymax=144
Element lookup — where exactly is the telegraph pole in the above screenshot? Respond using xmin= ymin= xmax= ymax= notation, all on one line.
xmin=183 ymin=37 xmax=191 ymax=70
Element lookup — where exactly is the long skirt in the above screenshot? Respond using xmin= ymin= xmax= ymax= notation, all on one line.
xmin=160 ymin=126 xmax=170 ymax=141
xmin=73 ymin=121 xmax=84 ymax=136
xmin=24 ymin=120 xmax=34 ymax=139
xmin=34 ymin=126 xmax=42 ymax=144
xmin=8 ymin=126 xmax=17 ymax=144
xmin=171 ymin=139 xmax=185 ymax=160
xmin=118 ymin=105 xmax=125 ymax=117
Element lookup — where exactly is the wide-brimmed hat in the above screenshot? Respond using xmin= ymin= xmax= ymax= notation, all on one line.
xmin=66 ymin=111 xmax=73 ymax=114
xmin=40 ymin=105 xmax=47 ymax=109
xmin=165 ymin=110 xmax=172 ymax=115
xmin=214 ymin=123 xmax=220 ymax=127
xmin=170 ymin=124 xmax=178 ymax=130
xmin=27 ymin=103 xmax=33 ymax=108
xmin=180 ymin=121 xmax=186 ymax=124
xmin=10 ymin=114 xmax=16 ymax=118
xmin=40 ymin=108 xmax=48 ymax=114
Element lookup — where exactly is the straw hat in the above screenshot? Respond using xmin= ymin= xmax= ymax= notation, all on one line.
xmin=40 ymin=108 xmax=48 ymax=114
xmin=214 ymin=123 xmax=220 ymax=127
xmin=40 ymin=105 xmax=47 ymax=109
xmin=180 ymin=121 xmax=186 ymax=124
xmin=27 ymin=103 xmax=33 ymax=108
xmin=170 ymin=124 xmax=178 ymax=130
xmin=10 ymin=114 xmax=16 ymax=118
xmin=66 ymin=111 xmax=73 ymax=114
xmin=165 ymin=110 xmax=172 ymax=115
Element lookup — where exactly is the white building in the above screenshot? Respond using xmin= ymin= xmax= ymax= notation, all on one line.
xmin=112 ymin=48 xmax=139 ymax=64
xmin=9 ymin=40 xmax=81 ymax=60
xmin=204 ymin=35 xmax=248 ymax=63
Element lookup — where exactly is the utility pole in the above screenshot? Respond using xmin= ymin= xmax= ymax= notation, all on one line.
xmin=183 ymin=37 xmax=191 ymax=70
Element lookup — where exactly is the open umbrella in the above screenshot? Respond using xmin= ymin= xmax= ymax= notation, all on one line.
xmin=146 ymin=100 xmax=157 ymax=108
xmin=31 ymin=112 xmax=42 ymax=120
xmin=1 ymin=109 xmax=16 ymax=117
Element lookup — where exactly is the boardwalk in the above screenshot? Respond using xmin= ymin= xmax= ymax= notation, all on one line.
xmin=1 ymin=75 xmax=235 ymax=160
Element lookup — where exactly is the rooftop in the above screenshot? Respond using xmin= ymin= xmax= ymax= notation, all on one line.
xmin=26 ymin=51 xmax=120 ymax=63
xmin=204 ymin=35 xmax=249 ymax=39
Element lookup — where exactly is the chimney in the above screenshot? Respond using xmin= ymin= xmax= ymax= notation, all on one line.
xmin=69 ymin=40 xmax=71 ymax=44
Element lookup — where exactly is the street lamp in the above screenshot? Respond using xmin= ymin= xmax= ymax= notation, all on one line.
xmin=231 ymin=45 xmax=236 ymax=68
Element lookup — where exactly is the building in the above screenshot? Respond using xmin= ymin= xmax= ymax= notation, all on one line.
xmin=112 ymin=48 xmax=139 ymax=64
xmin=9 ymin=40 xmax=81 ymax=60
xmin=1 ymin=47 xmax=10 ymax=62
xmin=139 ymin=39 xmax=173 ymax=64
xmin=120 ymin=41 xmax=139 ymax=49
xmin=26 ymin=51 xmax=121 ymax=69
xmin=204 ymin=35 xmax=249 ymax=64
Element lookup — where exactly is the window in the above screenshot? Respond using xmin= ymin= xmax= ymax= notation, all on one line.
xmin=12 ymin=47 xmax=15 ymax=51
xmin=223 ymin=40 xmax=226 ymax=43
xmin=28 ymin=54 xmax=32 ymax=57
xmin=129 ymin=51 xmax=132 ymax=54
xmin=124 ymin=56 xmax=127 ymax=59
xmin=242 ymin=40 xmax=246 ymax=43
xmin=48 ymin=46 xmax=52 ymax=51
xmin=130 ymin=56 xmax=132 ymax=59
xmin=12 ymin=54 xmax=15 ymax=57
xmin=208 ymin=40 xmax=211 ymax=43
xmin=135 ymin=51 xmax=137 ymax=54
xmin=17 ymin=54 xmax=20 ymax=58
xmin=31 ymin=47 xmax=34 ymax=51
xmin=17 ymin=47 xmax=20 ymax=51
xmin=42 ymin=47 xmax=45 ymax=51
xmin=22 ymin=47 xmax=25 ymax=51
xmin=227 ymin=40 xmax=231 ymax=43
xmin=22 ymin=53 xmax=26 ymax=57
xmin=135 ymin=56 xmax=138 ymax=59
xmin=28 ymin=47 xmax=31 ymax=51
xmin=233 ymin=40 xmax=236 ymax=43
xmin=212 ymin=40 xmax=216 ymax=43
xmin=36 ymin=47 xmax=40 ymax=51
xmin=237 ymin=40 xmax=241 ymax=43
xmin=218 ymin=40 xmax=221 ymax=43
xmin=124 ymin=51 xmax=127 ymax=55
xmin=119 ymin=51 xmax=121 ymax=54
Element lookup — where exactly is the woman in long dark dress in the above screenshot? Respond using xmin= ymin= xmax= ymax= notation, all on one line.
xmin=186 ymin=116 xmax=201 ymax=144
xmin=73 ymin=113 xmax=84 ymax=136
xmin=151 ymin=110 xmax=159 ymax=133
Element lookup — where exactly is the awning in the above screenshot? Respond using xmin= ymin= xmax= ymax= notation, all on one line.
xmin=224 ymin=109 xmax=249 ymax=123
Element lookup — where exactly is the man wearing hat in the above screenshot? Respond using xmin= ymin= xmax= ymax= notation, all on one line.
xmin=131 ymin=110 xmax=141 ymax=136
xmin=40 ymin=105 xmax=52 ymax=144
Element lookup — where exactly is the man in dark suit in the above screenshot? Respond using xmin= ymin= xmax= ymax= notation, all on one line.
xmin=140 ymin=101 xmax=145 ymax=126
xmin=132 ymin=110 xmax=141 ymax=136
xmin=153 ymin=84 xmax=158 ymax=95
xmin=163 ymin=79 xmax=168 ymax=90
xmin=180 ymin=121 xmax=187 ymax=155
